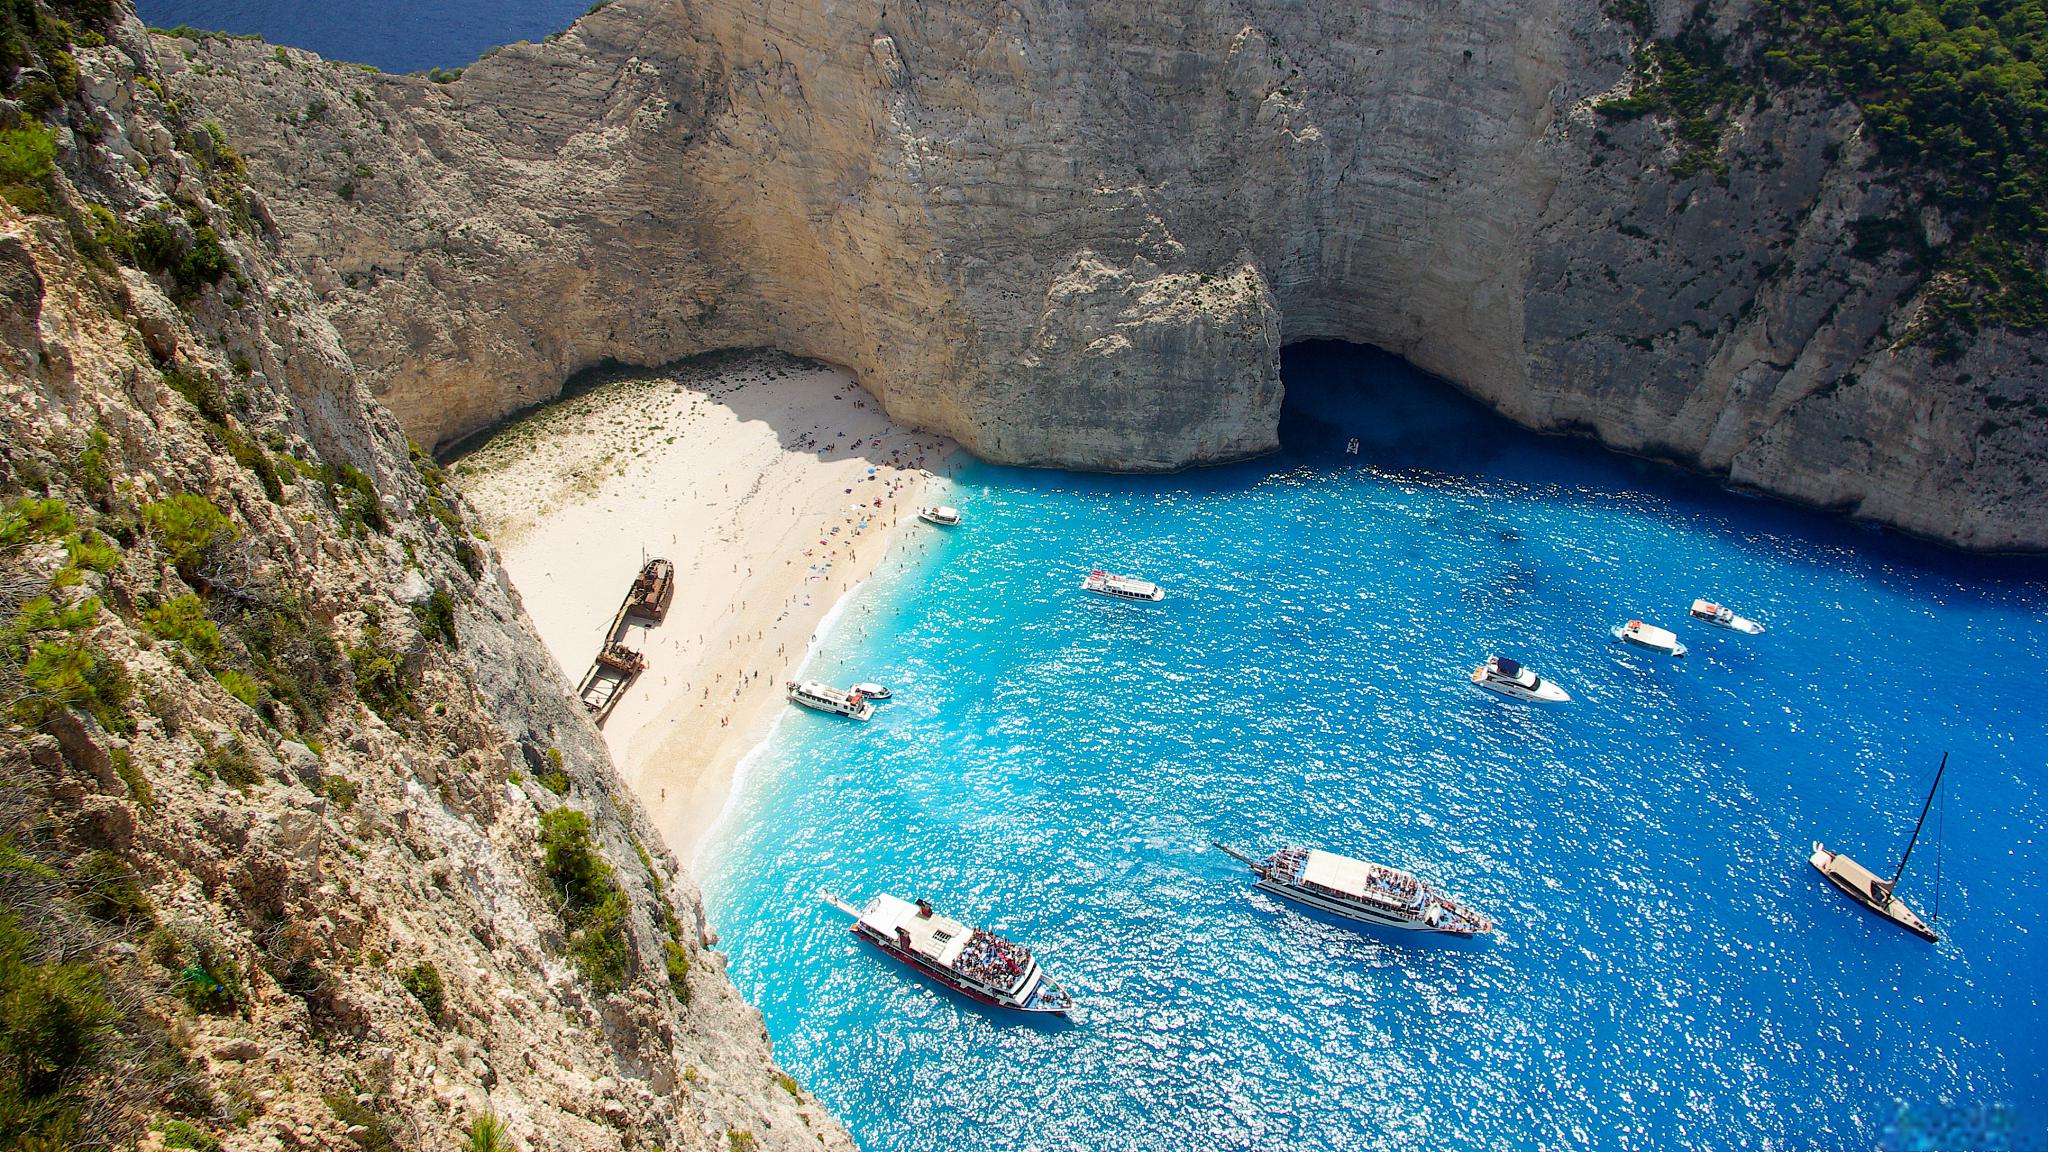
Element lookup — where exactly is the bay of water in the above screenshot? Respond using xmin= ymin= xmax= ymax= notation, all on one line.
xmin=132 ymin=0 xmax=587 ymax=72
xmin=703 ymin=342 xmax=2048 ymax=1151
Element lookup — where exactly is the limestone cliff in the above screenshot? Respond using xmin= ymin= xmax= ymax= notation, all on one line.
xmin=152 ymin=0 xmax=2048 ymax=549
xmin=0 ymin=5 xmax=848 ymax=1149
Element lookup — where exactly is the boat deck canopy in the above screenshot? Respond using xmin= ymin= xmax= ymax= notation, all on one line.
xmin=859 ymin=894 xmax=969 ymax=968
xmin=1628 ymin=622 xmax=1679 ymax=646
xmin=1300 ymin=850 xmax=1423 ymax=908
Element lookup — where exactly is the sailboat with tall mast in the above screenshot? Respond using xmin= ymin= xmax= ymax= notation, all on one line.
xmin=1810 ymin=753 xmax=1947 ymax=943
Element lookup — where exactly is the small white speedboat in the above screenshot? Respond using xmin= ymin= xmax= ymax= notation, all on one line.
xmin=1080 ymin=568 xmax=1164 ymax=602
xmin=1613 ymin=619 xmax=1687 ymax=657
xmin=850 ymin=681 xmax=892 ymax=701
xmin=919 ymin=506 xmax=962 ymax=526
xmin=1690 ymin=599 xmax=1763 ymax=634
xmin=1470 ymin=655 xmax=1570 ymax=702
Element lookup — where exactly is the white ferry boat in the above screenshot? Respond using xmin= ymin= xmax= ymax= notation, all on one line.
xmin=1216 ymin=844 xmax=1494 ymax=937
xmin=1080 ymin=568 xmax=1165 ymax=602
xmin=785 ymin=680 xmax=875 ymax=720
xmin=850 ymin=681 xmax=892 ymax=701
xmin=1690 ymin=599 xmax=1764 ymax=634
xmin=819 ymin=892 xmax=1075 ymax=1015
xmin=1613 ymin=619 xmax=1688 ymax=657
xmin=1470 ymin=655 xmax=1570 ymax=702
xmin=919 ymin=506 xmax=962 ymax=527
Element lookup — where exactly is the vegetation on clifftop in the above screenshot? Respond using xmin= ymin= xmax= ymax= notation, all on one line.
xmin=1769 ymin=0 xmax=2048 ymax=335
xmin=1604 ymin=0 xmax=2048 ymax=341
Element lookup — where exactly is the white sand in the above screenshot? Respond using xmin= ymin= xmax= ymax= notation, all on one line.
xmin=451 ymin=353 xmax=954 ymax=854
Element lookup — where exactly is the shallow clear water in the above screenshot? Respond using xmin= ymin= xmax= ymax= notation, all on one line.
xmin=704 ymin=343 xmax=2047 ymax=1151
xmin=133 ymin=0 xmax=586 ymax=72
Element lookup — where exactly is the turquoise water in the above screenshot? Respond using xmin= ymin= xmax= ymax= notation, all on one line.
xmin=704 ymin=343 xmax=2048 ymax=1151
xmin=133 ymin=0 xmax=586 ymax=72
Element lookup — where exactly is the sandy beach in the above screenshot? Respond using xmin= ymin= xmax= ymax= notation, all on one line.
xmin=451 ymin=352 xmax=954 ymax=854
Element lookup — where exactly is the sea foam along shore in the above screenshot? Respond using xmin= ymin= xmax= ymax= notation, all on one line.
xmin=451 ymin=351 xmax=956 ymax=854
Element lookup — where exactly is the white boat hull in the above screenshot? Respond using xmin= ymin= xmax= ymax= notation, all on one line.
xmin=1256 ymin=880 xmax=1477 ymax=935
xmin=1701 ymin=614 xmax=1764 ymax=634
xmin=1613 ymin=625 xmax=1687 ymax=657
xmin=1809 ymin=843 xmax=1936 ymax=942
xmin=1473 ymin=676 xmax=1570 ymax=703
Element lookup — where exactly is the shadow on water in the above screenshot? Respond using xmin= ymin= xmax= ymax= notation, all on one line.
xmin=1278 ymin=340 xmax=2048 ymax=591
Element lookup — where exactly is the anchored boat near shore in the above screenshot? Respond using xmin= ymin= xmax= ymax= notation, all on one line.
xmin=919 ymin=505 xmax=963 ymax=526
xmin=819 ymin=891 xmax=1074 ymax=1015
xmin=786 ymin=680 xmax=876 ymax=720
xmin=1216 ymin=844 xmax=1494 ymax=937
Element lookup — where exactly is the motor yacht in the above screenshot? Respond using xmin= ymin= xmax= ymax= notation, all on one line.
xmin=1470 ymin=655 xmax=1570 ymax=702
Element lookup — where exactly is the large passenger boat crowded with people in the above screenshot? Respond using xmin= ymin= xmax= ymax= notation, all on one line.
xmin=1216 ymin=844 xmax=1494 ymax=936
xmin=819 ymin=892 xmax=1075 ymax=1014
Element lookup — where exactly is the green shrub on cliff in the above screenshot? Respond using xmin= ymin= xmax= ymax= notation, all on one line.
xmin=144 ymin=594 xmax=223 ymax=665
xmin=397 ymin=960 xmax=446 ymax=1023
xmin=1610 ymin=0 xmax=2048 ymax=335
xmin=1764 ymin=0 xmax=2048 ymax=333
xmin=538 ymin=808 xmax=630 ymax=992
xmin=348 ymin=624 xmax=417 ymax=726
xmin=143 ymin=494 xmax=238 ymax=583
xmin=0 ymin=122 xmax=57 ymax=213
xmin=465 ymin=1112 xmax=510 ymax=1152
xmin=0 ymin=911 xmax=118 ymax=1149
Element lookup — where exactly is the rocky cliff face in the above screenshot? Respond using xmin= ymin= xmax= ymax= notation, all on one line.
xmin=0 ymin=7 xmax=848 ymax=1149
xmin=153 ymin=0 xmax=2048 ymax=549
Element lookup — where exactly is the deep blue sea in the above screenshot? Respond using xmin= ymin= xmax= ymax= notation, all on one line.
xmin=703 ymin=344 xmax=2048 ymax=1152
xmin=132 ymin=0 xmax=587 ymax=72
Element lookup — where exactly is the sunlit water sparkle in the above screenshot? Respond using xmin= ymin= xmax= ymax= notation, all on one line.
xmin=703 ymin=344 xmax=2047 ymax=1152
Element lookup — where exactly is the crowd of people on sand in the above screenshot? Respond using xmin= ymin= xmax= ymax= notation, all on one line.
xmin=953 ymin=930 xmax=1028 ymax=989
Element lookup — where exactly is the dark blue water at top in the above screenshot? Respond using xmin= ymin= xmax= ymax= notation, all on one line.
xmin=702 ymin=342 xmax=2048 ymax=1152
xmin=132 ymin=0 xmax=587 ymax=72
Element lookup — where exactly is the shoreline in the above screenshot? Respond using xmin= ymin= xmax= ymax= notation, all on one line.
xmin=450 ymin=351 xmax=958 ymax=858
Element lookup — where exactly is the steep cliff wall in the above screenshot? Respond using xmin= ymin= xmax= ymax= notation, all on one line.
xmin=0 ymin=6 xmax=848 ymax=1149
xmin=158 ymin=0 xmax=2047 ymax=548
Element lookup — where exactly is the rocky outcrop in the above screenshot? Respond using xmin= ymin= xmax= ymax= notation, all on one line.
xmin=154 ymin=0 xmax=2047 ymax=547
xmin=0 ymin=8 xmax=848 ymax=1149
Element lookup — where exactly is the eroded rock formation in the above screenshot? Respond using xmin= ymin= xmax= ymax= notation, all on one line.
xmin=0 ymin=8 xmax=848 ymax=1148
xmin=158 ymin=0 xmax=2047 ymax=547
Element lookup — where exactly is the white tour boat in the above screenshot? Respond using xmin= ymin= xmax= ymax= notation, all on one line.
xmin=1690 ymin=599 xmax=1764 ymax=634
xmin=850 ymin=681 xmax=892 ymax=701
xmin=918 ymin=506 xmax=962 ymax=526
xmin=1612 ymin=619 xmax=1688 ymax=657
xmin=1216 ymin=844 xmax=1494 ymax=937
xmin=819 ymin=891 xmax=1075 ymax=1014
xmin=785 ymin=680 xmax=875 ymax=721
xmin=1080 ymin=568 xmax=1165 ymax=602
xmin=1470 ymin=655 xmax=1570 ymax=702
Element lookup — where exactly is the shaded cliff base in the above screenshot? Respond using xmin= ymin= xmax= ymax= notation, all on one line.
xmin=1282 ymin=340 xmax=2048 ymax=563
